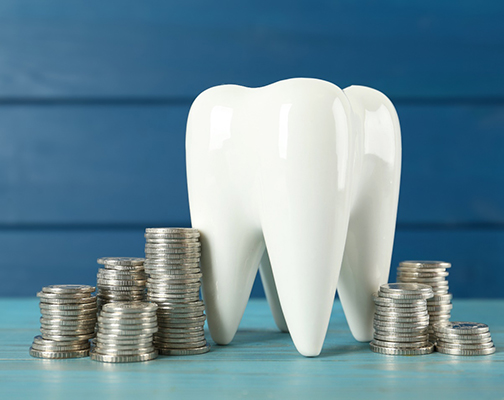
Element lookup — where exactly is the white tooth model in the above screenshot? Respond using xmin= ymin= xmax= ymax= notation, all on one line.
xmin=186 ymin=78 xmax=401 ymax=357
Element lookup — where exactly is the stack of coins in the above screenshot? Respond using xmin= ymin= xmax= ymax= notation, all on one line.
xmin=96 ymin=257 xmax=146 ymax=313
xmin=90 ymin=301 xmax=159 ymax=363
xmin=433 ymin=322 xmax=496 ymax=356
xmin=29 ymin=285 xmax=97 ymax=359
xmin=144 ymin=227 xmax=210 ymax=355
xmin=397 ymin=261 xmax=453 ymax=343
xmin=370 ymin=283 xmax=435 ymax=355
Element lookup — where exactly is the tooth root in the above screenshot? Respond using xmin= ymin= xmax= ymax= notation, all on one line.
xmin=338 ymin=86 xmax=402 ymax=342
xmin=260 ymin=89 xmax=354 ymax=357
xmin=259 ymin=249 xmax=288 ymax=333
xmin=198 ymin=222 xmax=264 ymax=345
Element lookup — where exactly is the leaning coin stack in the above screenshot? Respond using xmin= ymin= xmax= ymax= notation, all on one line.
xmin=96 ymin=257 xmax=147 ymax=313
xmin=370 ymin=283 xmax=435 ymax=356
xmin=29 ymin=285 xmax=97 ymax=359
xmin=144 ymin=227 xmax=210 ymax=356
xmin=433 ymin=321 xmax=496 ymax=356
xmin=90 ymin=301 xmax=159 ymax=363
xmin=397 ymin=261 xmax=453 ymax=343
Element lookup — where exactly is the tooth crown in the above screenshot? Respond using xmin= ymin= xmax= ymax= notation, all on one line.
xmin=186 ymin=78 xmax=401 ymax=357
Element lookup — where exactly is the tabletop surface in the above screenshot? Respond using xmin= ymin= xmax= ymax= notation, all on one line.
xmin=0 ymin=297 xmax=502 ymax=399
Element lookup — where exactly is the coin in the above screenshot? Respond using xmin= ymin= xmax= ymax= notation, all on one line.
xmin=158 ymin=345 xmax=210 ymax=356
xmin=435 ymin=346 xmax=496 ymax=356
xmin=436 ymin=340 xmax=495 ymax=350
xmin=42 ymin=285 xmax=96 ymax=294
xmin=370 ymin=342 xmax=434 ymax=355
xmin=437 ymin=332 xmax=492 ymax=342
xmin=399 ymin=261 xmax=451 ymax=269
xmin=433 ymin=322 xmax=489 ymax=335
xmin=97 ymin=257 xmax=145 ymax=266
xmin=90 ymin=349 xmax=158 ymax=363
xmin=29 ymin=347 xmax=90 ymax=359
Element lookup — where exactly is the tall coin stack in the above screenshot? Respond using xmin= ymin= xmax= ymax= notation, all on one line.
xmin=433 ymin=321 xmax=496 ymax=356
xmin=29 ymin=285 xmax=97 ymax=359
xmin=96 ymin=257 xmax=147 ymax=313
xmin=144 ymin=227 xmax=210 ymax=355
xmin=397 ymin=261 xmax=453 ymax=343
xmin=370 ymin=283 xmax=435 ymax=355
xmin=90 ymin=301 xmax=159 ymax=363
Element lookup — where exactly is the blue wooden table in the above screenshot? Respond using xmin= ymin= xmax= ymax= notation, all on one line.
xmin=1 ymin=298 xmax=502 ymax=399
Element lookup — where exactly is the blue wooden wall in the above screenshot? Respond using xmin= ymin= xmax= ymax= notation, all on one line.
xmin=1 ymin=0 xmax=503 ymax=297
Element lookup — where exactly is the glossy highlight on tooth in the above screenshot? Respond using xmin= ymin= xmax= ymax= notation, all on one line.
xmin=186 ymin=78 xmax=401 ymax=357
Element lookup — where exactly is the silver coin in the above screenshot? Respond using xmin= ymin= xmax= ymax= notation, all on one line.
xmin=104 ymin=265 xmax=145 ymax=272
xmin=373 ymin=293 xmax=428 ymax=305
xmin=145 ymin=256 xmax=200 ymax=262
xmin=371 ymin=339 xmax=429 ymax=348
xmin=90 ymin=349 xmax=158 ymax=363
xmin=96 ymin=332 xmax=153 ymax=340
xmin=94 ymin=346 xmax=155 ymax=356
xmin=145 ymin=227 xmax=199 ymax=234
xmin=98 ymin=327 xmax=158 ymax=336
xmin=37 ymin=291 xmax=94 ymax=299
xmin=42 ymin=332 xmax=95 ymax=341
xmin=374 ymin=315 xmax=429 ymax=323
xmin=97 ymin=257 xmax=145 ymax=266
xmin=102 ymin=302 xmax=157 ymax=313
xmin=373 ymin=325 xmax=429 ymax=334
xmin=153 ymin=334 xmax=206 ymax=344
xmin=29 ymin=347 xmax=90 ymax=359
xmin=40 ymin=316 xmax=96 ymax=324
xmin=97 ymin=317 xmax=157 ymax=325
xmin=157 ymin=312 xmax=204 ymax=320
xmin=373 ymin=333 xmax=428 ymax=342
xmin=370 ymin=342 xmax=434 ymax=355
xmin=41 ymin=326 xmax=95 ymax=335
xmin=40 ymin=323 xmax=96 ymax=331
xmin=99 ymin=311 xmax=156 ymax=319
xmin=158 ymin=345 xmax=210 ymax=356
xmin=435 ymin=345 xmax=495 ymax=356
xmin=399 ymin=261 xmax=451 ymax=269
xmin=145 ymin=242 xmax=201 ymax=249
xmin=40 ymin=310 xmax=98 ymax=319
xmin=39 ymin=297 xmax=97 ymax=305
xmin=98 ymin=320 xmax=158 ymax=329
xmin=398 ymin=276 xmax=448 ymax=284
xmin=380 ymin=283 xmax=433 ymax=295
xmin=436 ymin=331 xmax=492 ymax=342
xmin=436 ymin=340 xmax=495 ymax=350
xmin=42 ymin=285 xmax=96 ymax=294
xmin=155 ymin=340 xmax=207 ymax=349
xmin=373 ymin=319 xmax=429 ymax=328
xmin=433 ymin=322 xmax=489 ymax=335
xmin=427 ymin=304 xmax=453 ymax=312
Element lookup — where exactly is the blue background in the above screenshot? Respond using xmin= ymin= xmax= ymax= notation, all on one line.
xmin=1 ymin=0 xmax=503 ymax=297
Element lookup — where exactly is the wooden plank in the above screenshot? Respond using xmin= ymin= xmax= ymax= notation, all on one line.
xmin=0 ymin=228 xmax=503 ymax=298
xmin=0 ymin=103 xmax=503 ymax=225
xmin=0 ymin=298 xmax=503 ymax=399
xmin=0 ymin=0 xmax=502 ymax=98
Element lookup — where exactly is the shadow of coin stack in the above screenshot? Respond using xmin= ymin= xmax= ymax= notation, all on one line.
xmin=29 ymin=285 xmax=97 ymax=359
xmin=396 ymin=261 xmax=453 ymax=344
xmin=96 ymin=257 xmax=147 ymax=314
xmin=90 ymin=301 xmax=159 ymax=363
xmin=370 ymin=283 xmax=434 ymax=355
xmin=144 ymin=228 xmax=210 ymax=355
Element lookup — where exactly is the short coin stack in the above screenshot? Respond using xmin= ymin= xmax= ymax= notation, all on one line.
xmin=96 ymin=257 xmax=147 ymax=313
xmin=370 ymin=283 xmax=435 ymax=355
xmin=29 ymin=285 xmax=97 ymax=359
xmin=144 ymin=227 xmax=210 ymax=355
xmin=90 ymin=301 xmax=159 ymax=363
xmin=397 ymin=261 xmax=453 ymax=343
xmin=433 ymin=321 xmax=496 ymax=356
